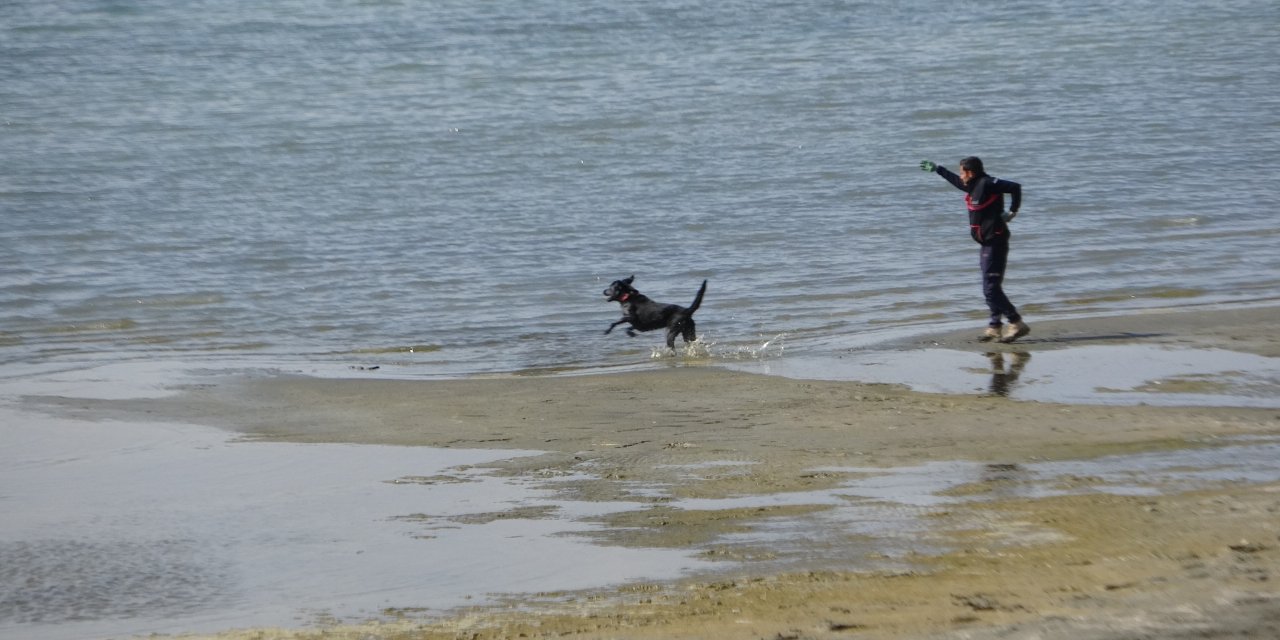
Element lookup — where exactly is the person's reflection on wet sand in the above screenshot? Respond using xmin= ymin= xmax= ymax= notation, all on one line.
xmin=986 ymin=351 xmax=1030 ymax=396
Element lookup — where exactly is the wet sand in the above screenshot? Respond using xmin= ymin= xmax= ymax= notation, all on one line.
xmin=22 ymin=305 xmax=1280 ymax=639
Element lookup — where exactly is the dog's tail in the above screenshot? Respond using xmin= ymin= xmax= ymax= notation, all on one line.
xmin=685 ymin=279 xmax=707 ymax=315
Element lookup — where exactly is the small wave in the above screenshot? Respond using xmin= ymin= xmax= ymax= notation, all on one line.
xmin=379 ymin=62 xmax=439 ymax=73
xmin=41 ymin=319 xmax=138 ymax=334
xmin=348 ymin=345 xmax=442 ymax=355
xmin=1063 ymin=288 xmax=1205 ymax=306
xmin=1158 ymin=216 xmax=1203 ymax=227
xmin=910 ymin=108 xmax=975 ymax=121
xmin=1146 ymin=288 xmax=1207 ymax=300
xmin=10 ymin=23 xmax=99 ymax=35
xmin=138 ymin=294 xmax=226 ymax=308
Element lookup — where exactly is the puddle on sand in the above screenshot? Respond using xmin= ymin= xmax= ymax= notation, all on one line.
xmin=0 ymin=409 xmax=706 ymax=640
xmin=629 ymin=438 xmax=1280 ymax=572
xmin=1023 ymin=438 xmax=1280 ymax=497
xmin=729 ymin=344 xmax=1280 ymax=407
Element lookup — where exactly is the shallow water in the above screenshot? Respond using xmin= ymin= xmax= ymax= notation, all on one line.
xmin=729 ymin=343 xmax=1280 ymax=408
xmin=648 ymin=437 xmax=1280 ymax=571
xmin=0 ymin=409 xmax=704 ymax=640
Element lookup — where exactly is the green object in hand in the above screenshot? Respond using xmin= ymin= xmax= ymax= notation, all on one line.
xmin=919 ymin=160 xmax=936 ymax=172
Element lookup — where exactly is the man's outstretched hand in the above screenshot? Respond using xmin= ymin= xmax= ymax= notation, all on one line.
xmin=919 ymin=160 xmax=936 ymax=172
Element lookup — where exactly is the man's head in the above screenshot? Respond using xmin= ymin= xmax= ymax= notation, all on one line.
xmin=958 ymin=156 xmax=985 ymax=185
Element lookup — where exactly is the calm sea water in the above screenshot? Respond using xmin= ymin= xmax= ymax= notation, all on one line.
xmin=4 ymin=0 xmax=1279 ymax=376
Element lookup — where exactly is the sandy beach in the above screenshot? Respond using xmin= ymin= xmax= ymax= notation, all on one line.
xmin=16 ymin=305 xmax=1280 ymax=639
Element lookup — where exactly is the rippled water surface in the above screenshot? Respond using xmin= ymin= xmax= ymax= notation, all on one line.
xmin=4 ymin=0 xmax=1279 ymax=374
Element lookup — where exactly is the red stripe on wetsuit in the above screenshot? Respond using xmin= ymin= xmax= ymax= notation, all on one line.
xmin=966 ymin=194 xmax=1000 ymax=211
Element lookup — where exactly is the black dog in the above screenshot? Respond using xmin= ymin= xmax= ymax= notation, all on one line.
xmin=603 ymin=276 xmax=707 ymax=349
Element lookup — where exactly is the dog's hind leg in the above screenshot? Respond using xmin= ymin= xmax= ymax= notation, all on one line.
xmin=681 ymin=318 xmax=697 ymax=344
xmin=664 ymin=326 xmax=680 ymax=350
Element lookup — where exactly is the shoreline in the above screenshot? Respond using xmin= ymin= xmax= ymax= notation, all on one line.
xmin=10 ymin=304 xmax=1280 ymax=639
xmin=895 ymin=302 xmax=1280 ymax=357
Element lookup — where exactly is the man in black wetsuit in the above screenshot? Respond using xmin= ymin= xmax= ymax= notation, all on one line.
xmin=920 ymin=156 xmax=1029 ymax=343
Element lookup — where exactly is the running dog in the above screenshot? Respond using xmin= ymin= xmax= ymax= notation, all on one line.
xmin=602 ymin=276 xmax=707 ymax=349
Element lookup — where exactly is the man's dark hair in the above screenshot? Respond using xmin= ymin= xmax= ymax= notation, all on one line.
xmin=960 ymin=156 xmax=985 ymax=175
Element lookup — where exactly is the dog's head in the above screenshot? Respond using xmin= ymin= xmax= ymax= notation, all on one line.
xmin=603 ymin=275 xmax=637 ymax=303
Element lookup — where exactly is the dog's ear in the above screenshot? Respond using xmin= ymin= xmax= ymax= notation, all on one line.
xmin=624 ymin=275 xmax=635 ymax=285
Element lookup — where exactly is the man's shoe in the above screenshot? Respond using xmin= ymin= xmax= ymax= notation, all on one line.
xmin=979 ymin=326 xmax=1002 ymax=342
xmin=1000 ymin=321 xmax=1030 ymax=343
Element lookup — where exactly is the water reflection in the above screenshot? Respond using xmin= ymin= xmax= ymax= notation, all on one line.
xmin=689 ymin=438 xmax=1280 ymax=573
xmin=985 ymin=351 xmax=1030 ymax=396
xmin=730 ymin=344 xmax=1279 ymax=407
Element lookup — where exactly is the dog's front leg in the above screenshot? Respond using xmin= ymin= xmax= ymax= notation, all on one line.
xmin=605 ymin=318 xmax=629 ymax=335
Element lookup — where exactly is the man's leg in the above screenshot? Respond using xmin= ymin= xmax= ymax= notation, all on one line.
xmin=983 ymin=240 xmax=1030 ymax=343
xmin=980 ymin=242 xmax=1019 ymax=325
